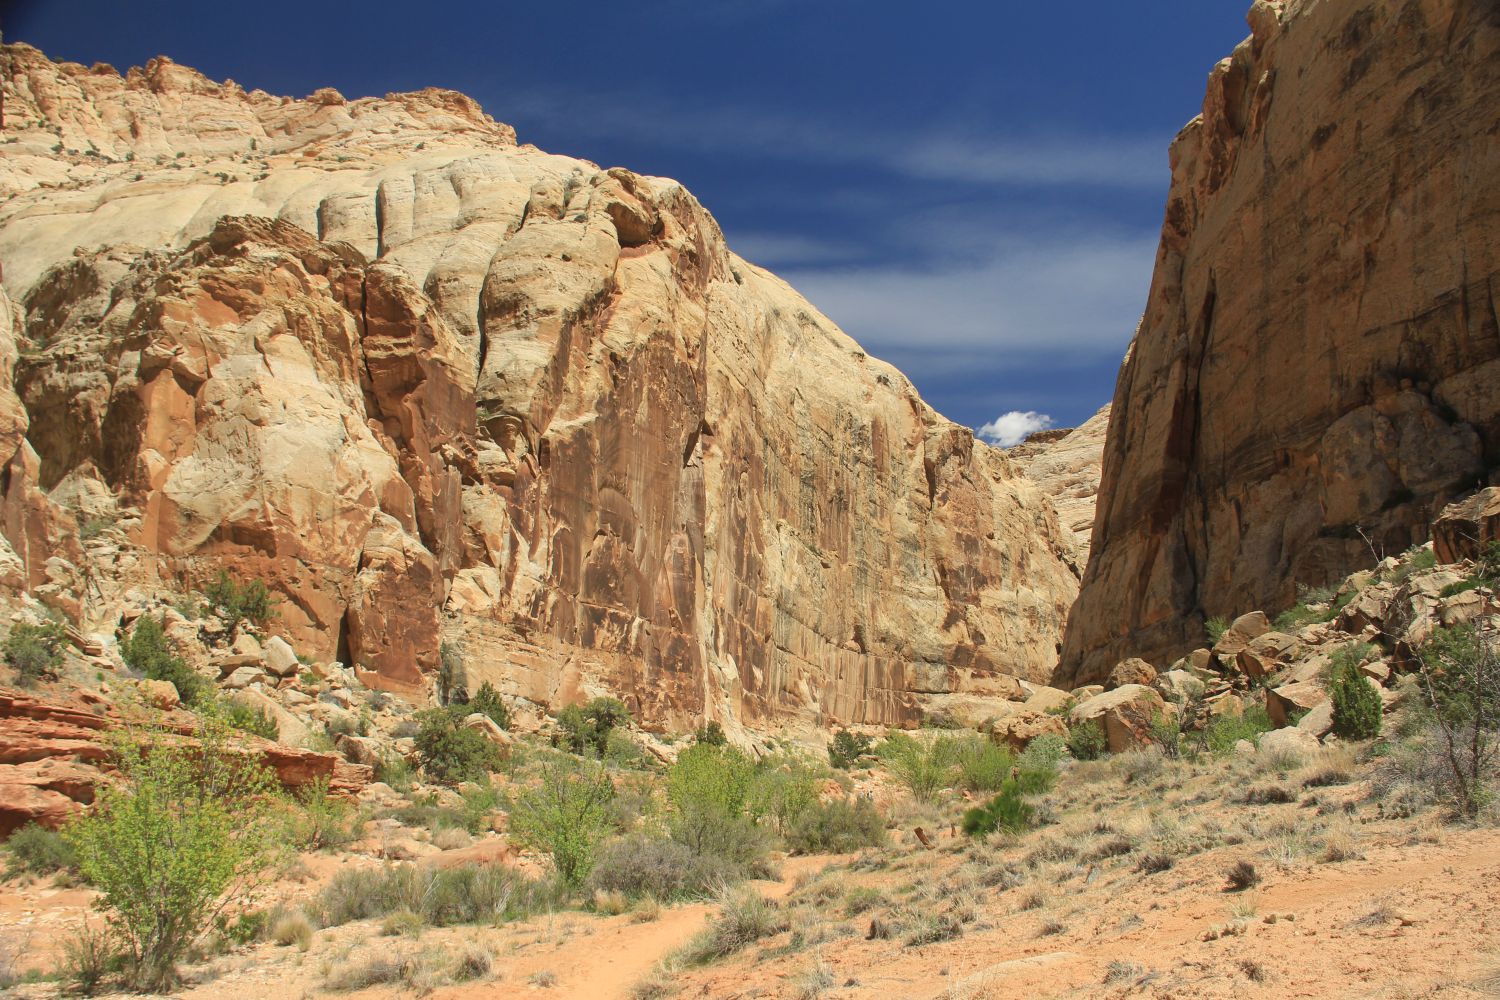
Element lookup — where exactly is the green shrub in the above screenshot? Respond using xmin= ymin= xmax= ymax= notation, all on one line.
xmin=1018 ymin=733 xmax=1069 ymax=773
xmin=1205 ymin=616 xmax=1229 ymax=646
xmin=507 ymin=761 xmax=615 ymax=885
xmin=375 ymin=753 xmax=414 ymax=791
xmin=828 ymin=729 xmax=874 ymax=769
xmin=666 ymin=745 xmax=770 ymax=870
xmin=693 ymin=721 xmax=727 ymax=746
xmin=586 ymin=834 xmax=738 ymax=901
xmin=289 ymin=777 xmax=358 ymax=850
xmin=954 ymin=736 xmax=1014 ymax=793
xmin=1330 ymin=661 xmax=1383 ymax=740
xmin=469 ymin=682 xmax=511 ymax=730
xmin=413 ymin=706 xmax=502 ymax=786
xmin=1415 ymin=624 xmax=1500 ymax=817
xmin=553 ymin=697 xmax=631 ymax=758
xmin=960 ymin=781 xmax=1033 ymax=837
xmin=3 ymin=822 xmax=78 ymax=877
xmin=1149 ymin=712 xmax=1183 ymax=758
xmin=3 ymin=621 xmax=66 ymax=686
xmin=121 ymin=616 xmax=207 ymax=706
xmin=64 ymin=714 xmax=285 ymax=991
xmin=783 ymin=798 xmax=886 ymax=854
xmin=222 ymin=698 xmax=278 ymax=740
xmin=747 ymin=754 xmax=820 ymax=837
xmin=876 ymin=733 xmax=959 ymax=801
xmin=201 ymin=571 xmax=275 ymax=636
xmin=316 ymin=862 xmax=558 ymax=928
xmin=1066 ymin=720 xmax=1107 ymax=761
xmin=1199 ymin=704 xmax=1275 ymax=757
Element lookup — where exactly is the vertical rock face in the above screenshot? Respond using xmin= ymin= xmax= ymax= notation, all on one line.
xmin=0 ymin=45 xmax=1079 ymax=729
xmin=1011 ymin=404 xmax=1110 ymax=563
xmin=1060 ymin=0 xmax=1500 ymax=685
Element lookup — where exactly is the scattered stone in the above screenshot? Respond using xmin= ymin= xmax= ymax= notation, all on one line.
xmin=262 ymin=636 xmax=300 ymax=678
xmin=1107 ymin=657 xmax=1157 ymax=690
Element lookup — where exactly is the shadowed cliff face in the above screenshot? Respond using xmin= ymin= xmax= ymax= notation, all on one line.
xmin=0 ymin=45 xmax=1079 ymax=731
xmin=1060 ymin=0 xmax=1500 ymax=686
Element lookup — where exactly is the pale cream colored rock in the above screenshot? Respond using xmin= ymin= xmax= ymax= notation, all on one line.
xmin=137 ymin=679 xmax=180 ymax=710
xmin=1107 ymin=657 xmax=1157 ymax=690
xmin=1266 ymin=681 xmax=1326 ymax=728
xmin=1213 ymin=612 xmax=1270 ymax=656
xmin=262 ymin=636 xmax=301 ymax=679
xmin=1023 ymin=686 xmax=1073 ymax=715
xmin=1258 ymin=727 xmax=1320 ymax=762
xmin=1012 ymin=404 xmax=1110 ymax=561
xmin=0 ymin=44 xmax=1080 ymax=731
xmin=1154 ymin=669 xmax=1206 ymax=704
xmin=1296 ymin=700 xmax=1333 ymax=738
xmin=1061 ymin=0 xmax=1500 ymax=683
xmin=991 ymin=710 xmax=1068 ymax=753
xmin=1068 ymin=684 xmax=1166 ymax=753
xmin=229 ymin=689 xmax=306 ymax=747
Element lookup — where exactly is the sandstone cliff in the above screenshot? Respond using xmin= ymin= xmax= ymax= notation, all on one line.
xmin=0 ymin=45 xmax=1079 ymax=730
xmin=1059 ymin=0 xmax=1500 ymax=685
xmin=1011 ymin=404 xmax=1110 ymax=562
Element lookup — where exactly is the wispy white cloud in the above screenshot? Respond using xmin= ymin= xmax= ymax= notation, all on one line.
xmin=978 ymin=411 xmax=1054 ymax=447
xmin=504 ymin=90 xmax=1168 ymax=191
xmin=729 ymin=233 xmax=863 ymax=268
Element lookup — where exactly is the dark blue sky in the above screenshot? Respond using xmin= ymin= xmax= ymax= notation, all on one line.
xmin=7 ymin=1 xmax=1251 ymax=438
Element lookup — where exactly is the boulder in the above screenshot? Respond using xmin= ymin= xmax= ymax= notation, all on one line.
xmin=462 ymin=713 xmax=513 ymax=757
xmin=228 ymin=688 xmax=306 ymax=747
xmin=1068 ymin=684 xmax=1167 ymax=753
xmin=1107 ymin=657 xmax=1158 ymax=690
xmin=1266 ymin=681 xmax=1327 ymax=728
xmin=1023 ymin=686 xmax=1073 ymax=715
xmin=991 ymin=710 xmax=1068 ymax=753
xmin=336 ymin=734 xmax=386 ymax=769
xmin=138 ymin=678 xmax=181 ymax=710
xmin=1236 ymin=631 xmax=1304 ymax=680
xmin=1154 ymin=669 xmax=1206 ymax=704
xmin=1213 ymin=612 xmax=1271 ymax=656
xmin=1257 ymin=727 xmax=1320 ymax=761
xmin=263 ymin=636 xmax=301 ymax=678
xmin=220 ymin=665 xmax=264 ymax=690
xmin=1071 ymin=684 xmax=1104 ymax=700
xmin=1432 ymin=488 xmax=1500 ymax=564
xmin=1295 ymin=700 xmax=1334 ymax=738
xmin=1203 ymin=692 xmax=1245 ymax=720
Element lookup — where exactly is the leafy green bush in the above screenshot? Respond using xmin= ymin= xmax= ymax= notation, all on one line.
xmin=121 ymin=616 xmax=207 ymax=706
xmin=1415 ymin=624 xmax=1500 ymax=817
xmin=1019 ymin=733 xmax=1069 ymax=773
xmin=666 ymin=744 xmax=769 ymax=868
xmin=1066 ymin=720 xmax=1108 ymax=761
xmin=553 ymin=697 xmax=631 ymax=758
xmin=201 ymin=571 xmax=275 ymax=636
xmin=1149 ymin=712 xmax=1183 ymax=758
xmin=468 ymin=681 xmax=511 ymax=731
xmin=876 ymin=733 xmax=959 ymax=801
xmin=1199 ymin=704 xmax=1275 ymax=757
xmin=65 ymin=714 xmax=286 ymax=991
xmin=783 ymin=798 xmax=886 ymax=854
xmin=3 ymin=621 xmax=66 ymax=686
xmin=960 ymin=781 xmax=1033 ymax=838
xmin=413 ymin=706 xmax=502 ymax=786
xmin=693 ymin=721 xmax=727 ymax=747
xmin=828 ymin=729 xmax=874 ymax=769
xmin=1205 ymin=616 xmax=1229 ymax=646
xmin=507 ymin=761 xmax=615 ymax=885
xmin=1330 ymin=660 xmax=1383 ymax=740
xmin=954 ymin=736 xmax=1014 ymax=793
xmin=585 ymin=834 xmax=737 ymax=901
xmin=3 ymin=822 xmax=78 ymax=877
xmin=222 ymin=698 xmax=278 ymax=740
xmin=288 ymin=777 xmax=359 ymax=850
xmin=746 ymin=753 xmax=819 ymax=837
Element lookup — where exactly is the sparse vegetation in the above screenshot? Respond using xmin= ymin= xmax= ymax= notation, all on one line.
xmin=201 ymin=571 xmax=275 ymax=636
xmin=4 ymin=620 xmax=67 ymax=686
xmin=3 ymin=823 xmax=78 ymax=878
xmin=468 ymin=680 xmax=511 ymax=730
xmin=828 ymin=729 xmax=874 ymax=769
xmin=1066 ymin=719 xmax=1108 ymax=760
xmin=1330 ymin=654 xmax=1383 ymax=740
xmin=1415 ymin=623 xmax=1500 ymax=817
xmin=876 ymin=732 xmax=960 ymax=801
xmin=121 ymin=615 xmax=207 ymax=705
xmin=64 ymin=714 xmax=285 ymax=991
xmin=413 ymin=704 xmax=502 ymax=785
xmin=553 ymin=697 xmax=631 ymax=758
xmin=507 ymin=761 xmax=616 ymax=885
xmin=1205 ymin=615 xmax=1229 ymax=645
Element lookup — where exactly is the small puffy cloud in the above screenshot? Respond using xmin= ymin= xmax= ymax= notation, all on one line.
xmin=977 ymin=410 xmax=1054 ymax=447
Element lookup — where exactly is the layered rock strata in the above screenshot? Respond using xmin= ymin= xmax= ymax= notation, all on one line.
xmin=1060 ymin=0 xmax=1500 ymax=684
xmin=0 ymin=45 xmax=1079 ymax=729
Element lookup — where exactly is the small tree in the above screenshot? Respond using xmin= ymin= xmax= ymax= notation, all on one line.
xmin=507 ymin=761 xmax=615 ymax=885
xmin=469 ymin=681 xmax=511 ymax=730
xmin=1417 ymin=625 xmax=1500 ymax=817
xmin=876 ymin=733 xmax=961 ymax=801
xmin=64 ymin=712 xmax=285 ymax=990
xmin=1066 ymin=720 xmax=1108 ymax=761
xmin=553 ymin=697 xmax=631 ymax=758
xmin=3 ymin=621 xmax=67 ymax=686
xmin=201 ymin=571 xmax=275 ymax=638
xmin=413 ymin=706 xmax=502 ymax=786
xmin=1329 ymin=661 xmax=1382 ymax=740
xmin=828 ymin=729 xmax=874 ymax=770
xmin=694 ymin=720 xmax=728 ymax=747
xmin=121 ymin=615 xmax=207 ymax=705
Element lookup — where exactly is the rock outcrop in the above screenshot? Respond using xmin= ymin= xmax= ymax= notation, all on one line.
xmin=1011 ymin=404 xmax=1109 ymax=562
xmin=1060 ymin=0 xmax=1500 ymax=685
xmin=0 ymin=45 xmax=1079 ymax=730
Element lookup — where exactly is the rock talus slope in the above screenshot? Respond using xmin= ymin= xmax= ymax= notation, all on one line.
xmin=0 ymin=45 xmax=1079 ymax=728
xmin=1060 ymin=0 xmax=1500 ymax=684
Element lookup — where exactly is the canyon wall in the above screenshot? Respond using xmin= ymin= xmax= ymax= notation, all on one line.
xmin=0 ymin=45 xmax=1079 ymax=730
xmin=1060 ymin=0 xmax=1500 ymax=684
